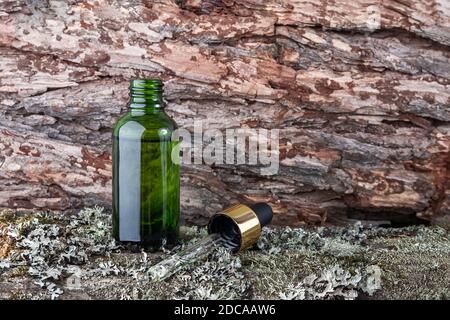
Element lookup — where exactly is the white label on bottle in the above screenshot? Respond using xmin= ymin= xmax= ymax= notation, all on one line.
xmin=118 ymin=122 xmax=145 ymax=241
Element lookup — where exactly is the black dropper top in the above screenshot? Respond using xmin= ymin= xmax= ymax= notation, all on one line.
xmin=250 ymin=202 xmax=273 ymax=227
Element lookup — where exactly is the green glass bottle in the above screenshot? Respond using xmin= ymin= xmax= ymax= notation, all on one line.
xmin=112 ymin=79 xmax=180 ymax=247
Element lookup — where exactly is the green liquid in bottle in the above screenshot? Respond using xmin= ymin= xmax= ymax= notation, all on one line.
xmin=112 ymin=79 xmax=180 ymax=248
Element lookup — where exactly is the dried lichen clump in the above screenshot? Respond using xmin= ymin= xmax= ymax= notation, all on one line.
xmin=0 ymin=207 xmax=117 ymax=299
xmin=246 ymin=225 xmax=450 ymax=300
xmin=0 ymin=208 xmax=449 ymax=300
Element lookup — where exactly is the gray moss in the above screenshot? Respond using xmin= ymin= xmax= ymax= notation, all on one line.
xmin=0 ymin=207 xmax=449 ymax=300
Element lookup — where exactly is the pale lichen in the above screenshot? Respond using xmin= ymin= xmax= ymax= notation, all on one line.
xmin=0 ymin=207 xmax=449 ymax=300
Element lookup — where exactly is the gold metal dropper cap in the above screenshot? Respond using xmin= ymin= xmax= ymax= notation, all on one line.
xmin=207 ymin=203 xmax=273 ymax=252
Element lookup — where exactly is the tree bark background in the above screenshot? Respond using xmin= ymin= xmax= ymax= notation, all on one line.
xmin=0 ymin=0 xmax=449 ymax=226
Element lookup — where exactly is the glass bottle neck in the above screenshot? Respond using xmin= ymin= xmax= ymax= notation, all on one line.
xmin=128 ymin=79 xmax=165 ymax=111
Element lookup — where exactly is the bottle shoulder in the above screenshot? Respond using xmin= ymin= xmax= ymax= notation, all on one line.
xmin=113 ymin=112 xmax=178 ymax=141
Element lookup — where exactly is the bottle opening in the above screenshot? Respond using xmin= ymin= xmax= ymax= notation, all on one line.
xmin=130 ymin=79 xmax=163 ymax=91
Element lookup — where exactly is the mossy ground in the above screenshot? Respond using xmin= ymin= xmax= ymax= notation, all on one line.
xmin=0 ymin=207 xmax=448 ymax=300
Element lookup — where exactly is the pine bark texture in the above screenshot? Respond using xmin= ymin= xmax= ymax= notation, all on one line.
xmin=0 ymin=0 xmax=449 ymax=226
